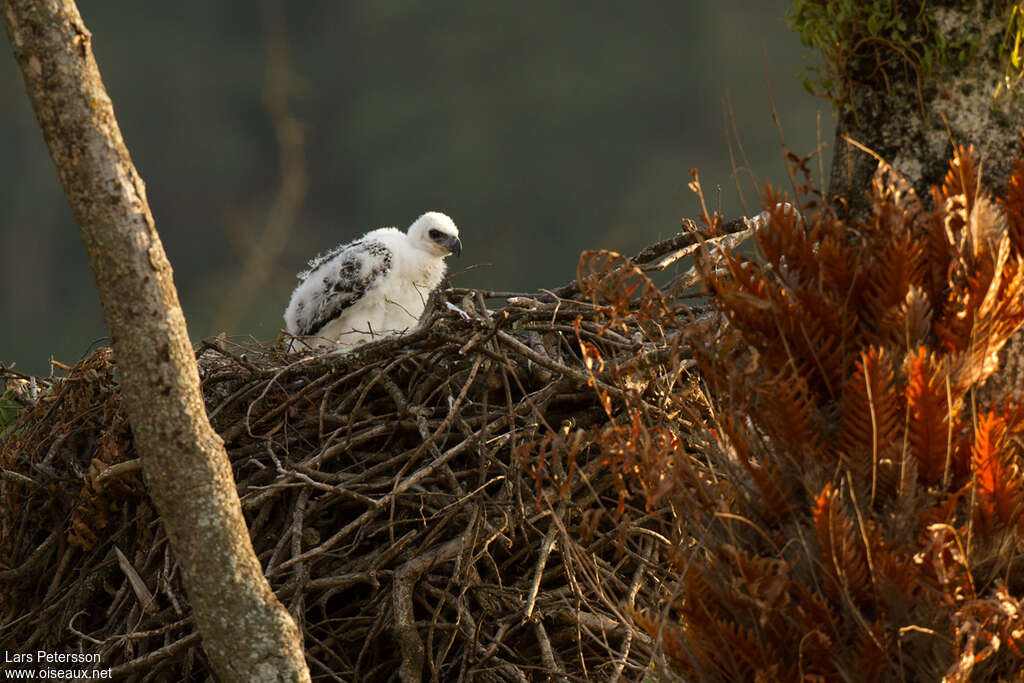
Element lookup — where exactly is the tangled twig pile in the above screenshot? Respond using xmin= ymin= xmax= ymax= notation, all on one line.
xmin=0 ymin=218 xmax=748 ymax=681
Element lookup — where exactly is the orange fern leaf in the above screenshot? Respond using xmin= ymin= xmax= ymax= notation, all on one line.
xmin=850 ymin=622 xmax=890 ymax=682
xmin=667 ymin=569 xmax=736 ymax=678
xmin=877 ymin=285 xmax=933 ymax=351
xmin=836 ymin=347 xmax=901 ymax=486
xmin=713 ymin=617 xmax=794 ymax=680
xmin=757 ymin=368 xmax=827 ymax=465
xmin=937 ymin=145 xmax=981 ymax=221
xmin=971 ymin=411 xmax=1024 ymax=535
xmin=754 ymin=187 xmax=817 ymax=272
xmin=705 ymin=254 xmax=781 ymax=341
xmin=788 ymin=286 xmax=856 ymax=401
xmin=576 ymin=249 xmax=671 ymax=332
xmin=861 ymin=233 xmax=927 ymax=342
xmin=814 ymin=228 xmax=864 ymax=306
xmin=633 ymin=609 xmax=698 ymax=677
xmin=949 ymin=247 xmax=1024 ymax=391
xmin=813 ymin=483 xmax=874 ymax=606
xmin=720 ymin=416 xmax=792 ymax=521
xmin=709 ymin=218 xmax=856 ymax=401
xmin=869 ymin=532 xmax=919 ymax=611
xmin=720 ymin=544 xmax=796 ymax=620
xmin=864 ymin=163 xmax=926 ymax=245
xmin=904 ymin=347 xmax=965 ymax=485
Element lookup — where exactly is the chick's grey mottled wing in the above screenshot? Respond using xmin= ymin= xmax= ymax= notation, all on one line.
xmin=297 ymin=238 xmax=393 ymax=336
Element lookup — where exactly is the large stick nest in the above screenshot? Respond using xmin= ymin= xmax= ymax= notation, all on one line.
xmin=0 ymin=221 xmax=748 ymax=681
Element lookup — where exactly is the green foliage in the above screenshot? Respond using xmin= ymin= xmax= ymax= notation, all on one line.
xmin=787 ymin=0 xmax=1016 ymax=110
xmin=998 ymin=2 xmax=1024 ymax=96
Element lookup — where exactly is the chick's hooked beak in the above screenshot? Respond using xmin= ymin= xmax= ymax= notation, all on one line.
xmin=444 ymin=234 xmax=463 ymax=257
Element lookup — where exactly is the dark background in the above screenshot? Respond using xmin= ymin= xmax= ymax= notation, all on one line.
xmin=1 ymin=1 xmax=830 ymax=375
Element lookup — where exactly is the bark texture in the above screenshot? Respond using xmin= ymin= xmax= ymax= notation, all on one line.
xmin=828 ymin=3 xmax=1024 ymax=218
xmin=1 ymin=1 xmax=309 ymax=680
xmin=818 ymin=1 xmax=1024 ymax=401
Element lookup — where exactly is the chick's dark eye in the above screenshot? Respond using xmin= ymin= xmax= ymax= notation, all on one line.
xmin=428 ymin=229 xmax=442 ymax=239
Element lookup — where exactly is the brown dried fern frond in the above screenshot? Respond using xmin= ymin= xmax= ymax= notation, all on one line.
xmin=936 ymin=145 xmax=982 ymax=232
xmin=756 ymin=367 xmax=827 ymax=465
xmin=863 ymin=162 xmax=927 ymax=243
xmin=787 ymin=286 xmax=856 ymax=400
xmin=705 ymin=252 xmax=781 ymax=341
xmin=948 ymin=243 xmax=1024 ymax=392
xmin=813 ymin=483 xmax=874 ymax=607
xmin=594 ymin=413 xmax=700 ymax=517
xmin=812 ymin=224 xmax=863 ymax=309
xmin=904 ymin=347 xmax=966 ymax=486
xmin=653 ymin=551 xmax=813 ymax=681
xmin=708 ymin=247 xmax=853 ymax=401
xmin=971 ymin=411 xmax=1024 ymax=536
xmin=835 ymin=347 xmax=901 ymax=486
xmin=877 ymin=284 xmax=933 ymax=351
xmin=850 ymin=622 xmax=890 ymax=682
xmin=860 ymin=233 xmax=928 ymax=343
xmin=932 ymin=155 xmax=1024 ymax=382
xmin=576 ymin=248 xmax=672 ymax=336
xmin=719 ymin=415 xmax=793 ymax=522
xmin=660 ymin=140 xmax=1024 ymax=680
xmin=754 ymin=186 xmax=821 ymax=274
xmin=711 ymin=616 xmax=795 ymax=681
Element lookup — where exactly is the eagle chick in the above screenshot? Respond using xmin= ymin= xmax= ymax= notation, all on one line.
xmin=284 ymin=212 xmax=461 ymax=352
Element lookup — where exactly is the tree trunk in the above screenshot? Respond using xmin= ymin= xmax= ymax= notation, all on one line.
xmin=824 ymin=2 xmax=1024 ymax=217
xmin=799 ymin=1 xmax=1024 ymax=401
xmin=1 ymin=1 xmax=309 ymax=680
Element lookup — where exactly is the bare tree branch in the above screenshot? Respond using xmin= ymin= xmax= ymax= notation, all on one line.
xmin=1 ymin=1 xmax=309 ymax=679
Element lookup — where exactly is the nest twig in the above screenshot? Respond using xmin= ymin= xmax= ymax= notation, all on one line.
xmin=0 ymin=219 xmax=751 ymax=681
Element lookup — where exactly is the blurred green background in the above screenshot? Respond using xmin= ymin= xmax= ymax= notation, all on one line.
xmin=1 ymin=1 xmax=830 ymax=376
